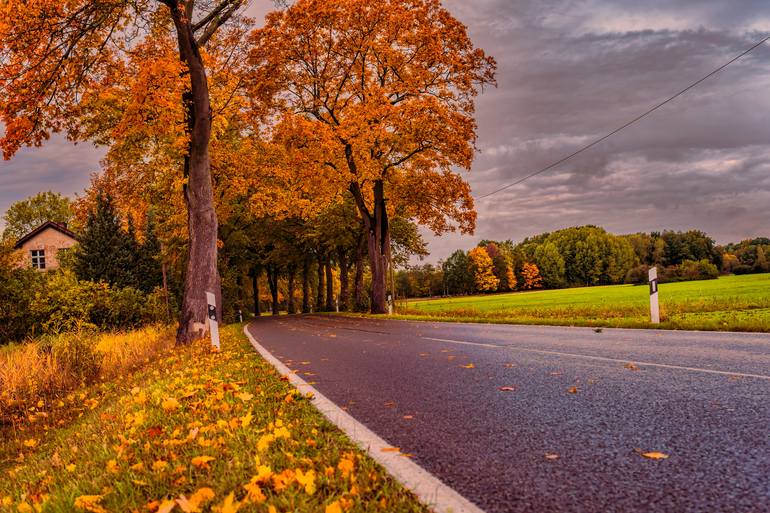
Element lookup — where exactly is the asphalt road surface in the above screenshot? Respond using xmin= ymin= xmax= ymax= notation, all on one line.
xmin=247 ymin=315 xmax=770 ymax=513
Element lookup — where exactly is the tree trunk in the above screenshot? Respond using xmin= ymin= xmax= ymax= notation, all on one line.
xmin=325 ymin=259 xmax=334 ymax=311
xmin=287 ymin=266 xmax=296 ymax=314
xmin=302 ymin=255 xmax=311 ymax=313
xmin=267 ymin=266 xmax=279 ymax=316
xmin=354 ymin=232 xmax=366 ymax=312
xmin=251 ymin=266 xmax=261 ymax=317
xmin=161 ymin=260 xmax=171 ymax=322
xmin=316 ymin=253 xmax=325 ymax=312
xmin=337 ymin=248 xmax=349 ymax=311
xmin=168 ymin=4 xmax=221 ymax=344
xmin=350 ymin=180 xmax=388 ymax=314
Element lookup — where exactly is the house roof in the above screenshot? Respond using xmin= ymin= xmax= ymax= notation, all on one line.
xmin=14 ymin=221 xmax=77 ymax=249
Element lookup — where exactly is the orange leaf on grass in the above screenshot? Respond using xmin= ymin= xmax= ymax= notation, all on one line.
xmin=191 ymin=455 xmax=215 ymax=468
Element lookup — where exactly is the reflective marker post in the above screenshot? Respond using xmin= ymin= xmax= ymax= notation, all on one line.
xmin=205 ymin=291 xmax=221 ymax=350
xmin=648 ymin=268 xmax=660 ymax=324
xmin=387 ymin=294 xmax=393 ymax=315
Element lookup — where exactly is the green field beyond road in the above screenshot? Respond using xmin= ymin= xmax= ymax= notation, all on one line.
xmin=397 ymin=273 xmax=770 ymax=332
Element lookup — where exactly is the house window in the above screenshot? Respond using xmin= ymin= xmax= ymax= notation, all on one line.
xmin=31 ymin=249 xmax=46 ymax=269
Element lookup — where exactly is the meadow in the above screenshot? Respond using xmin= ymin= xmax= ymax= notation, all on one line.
xmin=396 ymin=273 xmax=770 ymax=332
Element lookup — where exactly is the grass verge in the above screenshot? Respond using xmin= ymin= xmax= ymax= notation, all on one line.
xmin=0 ymin=325 xmax=427 ymax=513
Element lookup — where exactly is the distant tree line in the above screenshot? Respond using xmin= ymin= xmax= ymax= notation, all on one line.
xmin=395 ymin=226 xmax=765 ymax=299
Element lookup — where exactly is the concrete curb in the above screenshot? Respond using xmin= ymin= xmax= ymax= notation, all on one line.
xmin=243 ymin=324 xmax=486 ymax=513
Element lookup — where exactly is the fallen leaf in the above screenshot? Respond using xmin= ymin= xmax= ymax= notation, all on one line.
xmin=402 ymin=415 xmax=414 ymax=419
xmin=641 ymin=451 xmax=669 ymax=460
xmin=236 ymin=392 xmax=253 ymax=402
xmin=498 ymin=386 xmax=515 ymax=392
xmin=624 ymin=363 xmax=639 ymax=371
xmin=545 ymin=453 xmax=559 ymax=460
xmin=326 ymin=502 xmax=343 ymax=513
xmin=161 ymin=397 xmax=179 ymax=412
xmin=567 ymin=386 xmax=579 ymax=394
xmin=191 ymin=456 xmax=215 ymax=468
xmin=74 ymin=495 xmax=107 ymax=513
xmin=380 ymin=447 xmax=400 ymax=452
xmin=156 ymin=499 xmax=176 ymax=513
xmin=459 ymin=363 xmax=475 ymax=369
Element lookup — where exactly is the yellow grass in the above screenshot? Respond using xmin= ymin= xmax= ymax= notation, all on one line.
xmin=0 ymin=326 xmax=173 ymax=424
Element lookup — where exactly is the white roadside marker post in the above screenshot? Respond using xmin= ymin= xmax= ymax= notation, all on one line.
xmin=648 ymin=267 xmax=660 ymax=324
xmin=387 ymin=294 xmax=393 ymax=315
xmin=205 ymin=291 xmax=221 ymax=351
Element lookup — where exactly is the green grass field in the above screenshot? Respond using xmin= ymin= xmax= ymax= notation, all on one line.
xmin=396 ymin=273 xmax=770 ymax=332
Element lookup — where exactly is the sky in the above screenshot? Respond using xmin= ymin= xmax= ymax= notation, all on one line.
xmin=1 ymin=0 xmax=769 ymax=262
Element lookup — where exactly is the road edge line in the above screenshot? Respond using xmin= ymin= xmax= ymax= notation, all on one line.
xmin=243 ymin=324 xmax=487 ymax=513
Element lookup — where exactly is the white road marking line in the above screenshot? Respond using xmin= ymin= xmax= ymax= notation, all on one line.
xmin=422 ymin=337 xmax=770 ymax=381
xmin=245 ymin=326 xmax=487 ymax=513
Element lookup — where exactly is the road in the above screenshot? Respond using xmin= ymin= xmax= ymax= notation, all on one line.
xmin=247 ymin=315 xmax=770 ymax=513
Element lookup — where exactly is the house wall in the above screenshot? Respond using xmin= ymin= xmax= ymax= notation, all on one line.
xmin=18 ymin=227 xmax=77 ymax=271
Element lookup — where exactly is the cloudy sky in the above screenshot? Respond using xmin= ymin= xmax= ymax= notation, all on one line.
xmin=1 ymin=0 xmax=769 ymax=262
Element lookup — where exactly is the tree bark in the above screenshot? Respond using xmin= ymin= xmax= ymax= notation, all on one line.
xmin=267 ymin=265 xmax=279 ymax=315
xmin=287 ymin=266 xmax=296 ymax=314
xmin=167 ymin=3 xmax=221 ymax=344
xmin=337 ymin=248 xmax=349 ymax=311
xmin=251 ymin=266 xmax=261 ymax=317
xmin=325 ymin=259 xmax=334 ymax=311
xmin=354 ymin=231 xmax=366 ymax=312
xmin=302 ymin=255 xmax=311 ymax=313
xmin=349 ymin=179 xmax=389 ymax=314
xmin=161 ymin=260 xmax=171 ymax=322
xmin=316 ymin=253 xmax=325 ymax=312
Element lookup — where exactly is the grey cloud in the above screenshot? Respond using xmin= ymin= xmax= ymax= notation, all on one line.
xmin=0 ymin=0 xmax=767 ymax=262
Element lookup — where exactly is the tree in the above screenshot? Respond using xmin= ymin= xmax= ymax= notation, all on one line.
xmin=442 ymin=250 xmax=474 ymax=295
xmin=520 ymin=262 xmax=543 ymax=290
xmin=534 ymin=242 xmax=565 ymax=288
xmin=249 ymin=0 xmax=496 ymax=313
xmin=0 ymin=1 xmax=252 ymax=344
xmin=469 ymin=247 xmax=499 ymax=292
xmin=134 ymin=215 xmax=164 ymax=294
xmin=74 ymin=193 xmax=136 ymax=289
xmin=2 ymin=191 xmax=72 ymax=241
xmin=754 ymin=246 xmax=769 ymax=273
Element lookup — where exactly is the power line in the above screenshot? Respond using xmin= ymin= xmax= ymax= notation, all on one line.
xmin=477 ymin=34 xmax=770 ymax=200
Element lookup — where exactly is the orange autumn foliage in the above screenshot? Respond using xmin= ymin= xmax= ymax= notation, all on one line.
xmin=248 ymin=0 xmax=496 ymax=312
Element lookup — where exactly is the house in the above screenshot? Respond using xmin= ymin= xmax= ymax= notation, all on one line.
xmin=14 ymin=221 xmax=77 ymax=271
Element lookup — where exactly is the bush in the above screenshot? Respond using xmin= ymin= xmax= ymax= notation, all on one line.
xmin=677 ymin=259 xmax=719 ymax=281
xmin=624 ymin=265 xmax=649 ymax=285
xmin=30 ymin=271 xmax=99 ymax=334
xmin=733 ymin=265 xmax=754 ymax=275
xmin=0 ymin=267 xmax=43 ymax=342
xmin=625 ymin=261 xmax=718 ymax=285
xmin=2 ymin=269 xmax=173 ymax=343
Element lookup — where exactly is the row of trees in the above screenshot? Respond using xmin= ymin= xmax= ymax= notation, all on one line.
xmin=0 ymin=0 xmax=496 ymax=344
xmin=395 ymin=226 xmax=766 ymax=299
